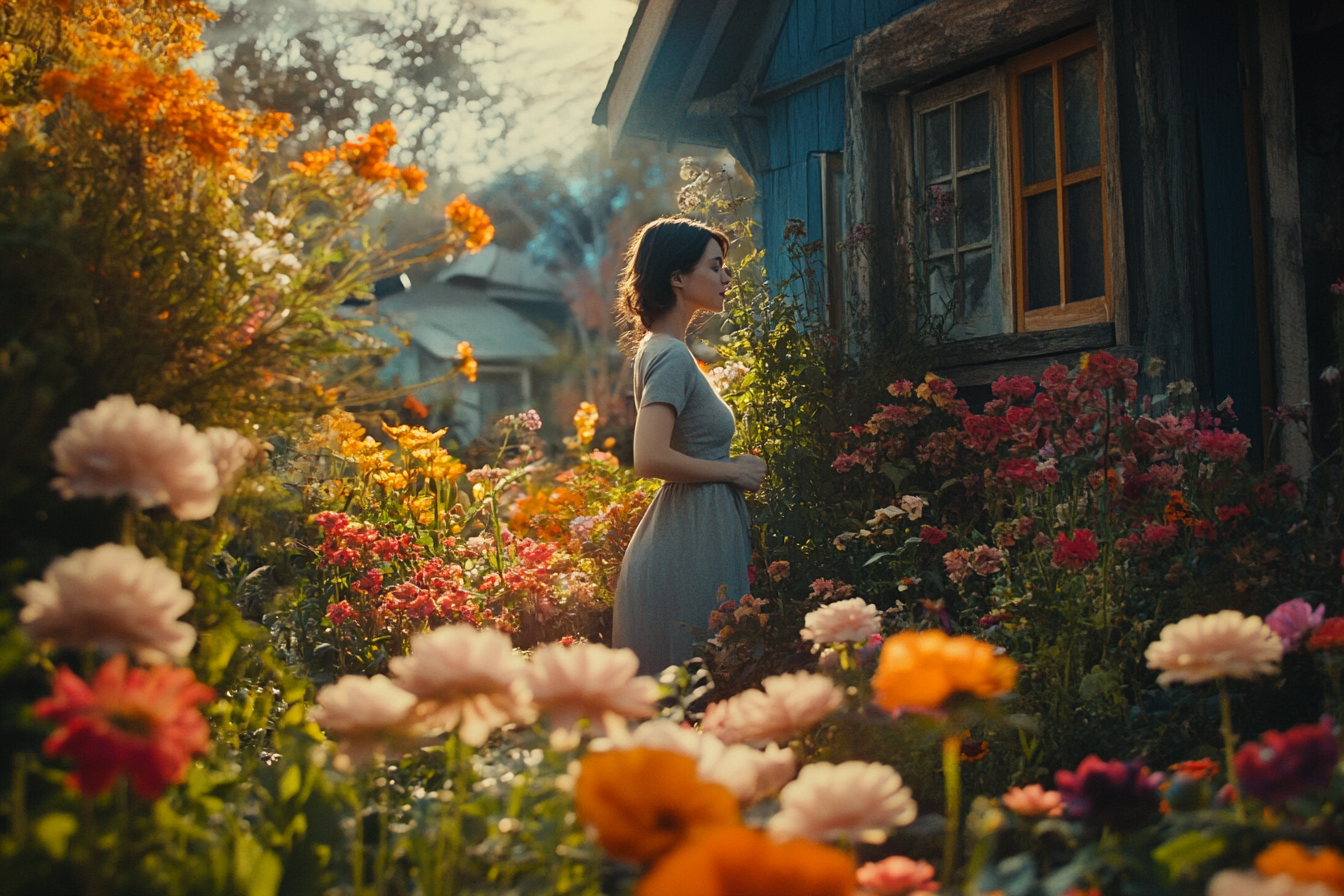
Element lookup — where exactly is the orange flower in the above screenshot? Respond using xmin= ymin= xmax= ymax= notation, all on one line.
xmin=339 ymin=120 xmax=400 ymax=182
xmin=403 ymin=395 xmax=429 ymax=419
xmin=444 ymin=194 xmax=495 ymax=252
xmin=381 ymin=422 xmax=447 ymax=450
xmin=871 ymin=629 xmax=1017 ymax=713
xmin=1256 ymin=841 xmax=1344 ymax=891
xmin=575 ymin=748 xmax=740 ymax=864
xmin=574 ymin=401 xmax=599 ymax=445
xmin=289 ymin=146 xmax=338 ymax=177
xmin=1164 ymin=491 xmax=1193 ymax=526
xmin=636 ymin=827 xmax=854 ymax=896
xmin=399 ymin=164 xmax=427 ymax=195
xmin=457 ymin=341 xmax=478 ymax=383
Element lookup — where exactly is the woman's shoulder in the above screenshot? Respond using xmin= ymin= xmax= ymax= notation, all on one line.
xmin=637 ymin=334 xmax=693 ymax=368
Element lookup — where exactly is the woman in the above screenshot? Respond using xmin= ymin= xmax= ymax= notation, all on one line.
xmin=611 ymin=216 xmax=767 ymax=675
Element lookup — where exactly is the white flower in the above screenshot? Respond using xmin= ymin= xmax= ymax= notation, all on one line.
xmin=1207 ymin=870 xmax=1339 ymax=896
xmin=49 ymin=395 xmax=222 ymax=520
xmin=277 ymin=252 xmax=302 ymax=271
xmin=16 ymin=543 xmax=196 ymax=663
xmin=250 ymin=245 xmax=281 ymax=272
xmin=703 ymin=671 xmax=843 ymax=746
xmin=388 ymin=625 xmax=536 ymax=746
xmin=1145 ymin=609 xmax=1283 ymax=685
xmin=310 ymin=674 xmax=419 ymax=771
xmin=800 ymin=598 xmax=881 ymax=644
xmin=202 ymin=427 xmax=257 ymax=491
xmin=231 ymin=230 xmax=263 ymax=254
xmin=899 ymin=495 xmax=926 ymax=520
xmin=525 ymin=641 xmax=659 ymax=736
xmin=272 ymin=273 xmax=292 ymax=289
xmin=1320 ymin=367 xmax=1341 ymax=385
xmin=767 ymin=761 xmax=918 ymax=843
xmin=614 ymin=719 xmax=797 ymax=805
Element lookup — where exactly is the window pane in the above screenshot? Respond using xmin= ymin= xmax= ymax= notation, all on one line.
xmin=923 ymin=106 xmax=952 ymax=181
xmin=1063 ymin=50 xmax=1101 ymax=173
xmin=959 ymin=170 xmax=992 ymax=245
xmin=1066 ymin=179 xmax=1106 ymax=301
xmin=958 ymin=93 xmax=990 ymax=170
xmin=960 ymin=247 xmax=1000 ymax=334
xmin=928 ymin=260 xmax=956 ymax=322
xmin=1019 ymin=67 xmax=1055 ymax=185
xmin=1026 ymin=191 xmax=1060 ymax=309
xmin=928 ymin=185 xmax=954 ymax=253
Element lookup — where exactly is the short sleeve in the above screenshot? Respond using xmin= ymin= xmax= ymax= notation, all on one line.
xmin=637 ymin=340 xmax=697 ymax=415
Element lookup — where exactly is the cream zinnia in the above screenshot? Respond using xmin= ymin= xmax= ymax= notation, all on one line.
xmin=703 ymin=671 xmax=843 ymax=746
xmin=1145 ymin=610 xmax=1283 ymax=685
xmin=388 ymin=625 xmax=535 ymax=746
xmin=525 ymin=641 xmax=659 ymax=736
xmin=49 ymin=395 xmax=222 ymax=520
xmin=202 ymin=426 xmax=258 ymax=491
xmin=615 ymin=719 xmax=797 ymax=804
xmin=767 ymin=760 xmax=918 ymax=843
xmin=800 ymin=597 xmax=881 ymax=644
xmin=17 ymin=543 xmax=197 ymax=663
xmin=310 ymin=674 xmax=419 ymax=770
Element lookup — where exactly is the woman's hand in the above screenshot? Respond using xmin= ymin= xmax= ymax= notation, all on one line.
xmin=729 ymin=453 xmax=767 ymax=491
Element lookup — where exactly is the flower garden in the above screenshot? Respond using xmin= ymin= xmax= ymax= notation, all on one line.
xmin=5 ymin=2 xmax=1344 ymax=896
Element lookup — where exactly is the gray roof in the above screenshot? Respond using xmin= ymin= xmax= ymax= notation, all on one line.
xmin=378 ymin=285 xmax=557 ymax=363
xmin=438 ymin=244 xmax=562 ymax=303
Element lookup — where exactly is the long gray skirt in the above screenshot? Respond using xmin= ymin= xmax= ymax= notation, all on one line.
xmin=612 ymin=481 xmax=752 ymax=676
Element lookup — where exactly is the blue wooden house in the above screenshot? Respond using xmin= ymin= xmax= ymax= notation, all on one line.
xmin=595 ymin=0 xmax=1344 ymax=471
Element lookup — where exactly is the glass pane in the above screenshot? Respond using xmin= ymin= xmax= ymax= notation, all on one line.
xmin=960 ymin=247 xmax=1000 ymax=333
xmin=958 ymin=93 xmax=990 ymax=170
xmin=1063 ymin=50 xmax=1101 ymax=173
xmin=1019 ymin=67 xmax=1055 ymax=186
xmin=1026 ymin=191 xmax=1060 ymax=310
xmin=958 ymin=170 xmax=992 ymax=245
xmin=928 ymin=261 xmax=956 ymax=322
xmin=1067 ymin=178 xmax=1106 ymax=301
xmin=923 ymin=106 xmax=952 ymax=181
xmin=927 ymin=185 xmax=954 ymax=253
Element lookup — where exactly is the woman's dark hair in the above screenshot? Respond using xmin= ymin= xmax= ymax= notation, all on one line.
xmin=616 ymin=216 xmax=729 ymax=354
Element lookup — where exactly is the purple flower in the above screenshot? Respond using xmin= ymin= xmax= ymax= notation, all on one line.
xmin=1233 ymin=716 xmax=1338 ymax=804
xmin=1265 ymin=598 xmax=1326 ymax=652
xmin=1054 ymin=756 xmax=1163 ymax=830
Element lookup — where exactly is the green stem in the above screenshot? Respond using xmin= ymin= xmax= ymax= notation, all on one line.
xmin=11 ymin=753 xmax=26 ymax=847
xmin=941 ymin=733 xmax=962 ymax=890
xmin=1217 ymin=677 xmax=1246 ymax=823
xmin=80 ymin=793 xmax=99 ymax=896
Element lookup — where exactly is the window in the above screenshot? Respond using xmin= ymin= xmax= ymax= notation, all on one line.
xmin=912 ymin=69 xmax=1011 ymax=341
xmin=895 ymin=26 xmax=1116 ymax=344
xmin=1008 ymin=28 xmax=1109 ymax=331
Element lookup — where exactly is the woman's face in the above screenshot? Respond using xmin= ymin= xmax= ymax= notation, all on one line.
xmin=672 ymin=238 xmax=732 ymax=314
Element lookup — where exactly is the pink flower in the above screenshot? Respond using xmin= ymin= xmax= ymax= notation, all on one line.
xmin=525 ymin=642 xmax=659 ymax=737
xmin=943 ymin=549 xmax=972 ymax=584
xmin=310 ymin=674 xmax=420 ymax=771
xmin=1197 ymin=428 xmax=1251 ymax=463
xmin=1265 ymin=598 xmax=1326 ymax=652
xmin=970 ymin=545 xmax=1005 ymax=577
xmin=704 ymin=671 xmax=843 ymax=746
xmin=1002 ymin=783 xmax=1065 ymax=817
xmin=767 ymin=561 xmax=791 ymax=581
xmin=800 ymin=598 xmax=881 ymax=644
xmin=1145 ymin=610 xmax=1283 ymax=685
xmin=768 ymin=760 xmax=918 ymax=844
xmin=855 ymin=856 xmax=939 ymax=895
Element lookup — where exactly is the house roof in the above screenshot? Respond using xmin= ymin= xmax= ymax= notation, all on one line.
xmin=378 ymin=287 xmax=557 ymax=363
xmin=437 ymin=243 xmax=561 ymax=303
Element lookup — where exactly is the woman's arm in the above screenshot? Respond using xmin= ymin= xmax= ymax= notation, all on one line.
xmin=632 ymin=403 xmax=766 ymax=490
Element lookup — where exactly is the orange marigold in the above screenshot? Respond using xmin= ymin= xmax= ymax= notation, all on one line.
xmin=1255 ymin=841 xmax=1344 ymax=891
xmin=457 ymin=340 xmax=478 ymax=383
xmin=339 ymin=120 xmax=400 ymax=182
xmin=400 ymin=164 xmax=428 ymax=195
xmin=445 ymin=194 xmax=495 ymax=252
xmin=872 ymin=629 xmax=1018 ymax=713
xmin=289 ymin=146 xmax=338 ymax=177
xmin=575 ymin=748 xmax=740 ymax=864
xmin=636 ymin=827 xmax=854 ymax=896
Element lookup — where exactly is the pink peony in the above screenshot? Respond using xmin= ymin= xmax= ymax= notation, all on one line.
xmin=1002 ymin=783 xmax=1065 ymax=817
xmin=1145 ymin=610 xmax=1283 ymax=685
xmin=703 ymin=671 xmax=843 ymax=746
xmin=1265 ymin=598 xmax=1326 ymax=652
xmin=525 ymin=641 xmax=659 ymax=737
xmin=768 ymin=760 xmax=918 ymax=844
xmin=49 ymin=395 xmax=222 ymax=519
xmin=17 ymin=543 xmax=197 ymax=664
xmin=855 ymin=856 xmax=939 ymax=895
xmin=800 ymin=597 xmax=881 ymax=644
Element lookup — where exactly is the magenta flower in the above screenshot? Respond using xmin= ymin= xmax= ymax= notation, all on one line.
xmin=1233 ymin=716 xmax=1338 ymax=804
xmin=1264 ymin=598 xmax=1325 ymax=652
xmin=1054 ymin=756 xmax=1163 ymax=830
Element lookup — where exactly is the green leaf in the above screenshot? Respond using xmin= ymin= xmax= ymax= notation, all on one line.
xmin=863 ymin=552 xmax=894 ymax=567
xmin=1153 ymin=829 xmax=1226 ymax=881
xmin=278 ymin=763 xmax=302 ymax=803
xmin=33 ymin=812 xmax=78 ymax=860
xmin=234 ymin=834 xmax=284 ymax=896
xmin=880 ymin=463 xmax=910 ymax=490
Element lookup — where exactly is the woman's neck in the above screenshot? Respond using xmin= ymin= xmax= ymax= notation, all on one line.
xmin=647 ymin=298 xmax=693 ymax=340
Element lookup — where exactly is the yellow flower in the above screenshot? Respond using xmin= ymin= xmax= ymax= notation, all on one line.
xmin=872 ymin=629 xmax=1018 ymax=713
xmin=456 ymin=341 xmax=478 ymax=383
xmin=574 ymin=401 xmax=599 ymax=446
xmin=472 ymin=482 xmax=488 ymax=503
xmin=413 ymin=448 xmax=465 ymax=481
xmin=403 ymin=495 xmax=435 ymax=525
xmin=575 ymin=748 xmax=740 ymax=864
xmin=1256 ymin=841 xmax=1344 ymax=891
xmin=381 ymin=422 xmax=447 ymax=451
xmin=372 ymin=470 xmax=409 ymax=492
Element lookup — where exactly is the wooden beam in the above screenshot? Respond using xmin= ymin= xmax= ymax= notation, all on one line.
xmin=1254 ymin=0 xmax=1311 ymax=474
xmin=754 ymin=59 xmax=847 ymax=107
xmin=852 ymin=0 xmax=1096 ymax=94
xmin=607 ymin=0 xmax=679 ymax=152
xmin=931 ymin=322 xmax=1116 ymax=369
xmin=673 ymin=0 xmax=740 ymax=114
xmin=738 ymin=0 xmax=793 ymax=97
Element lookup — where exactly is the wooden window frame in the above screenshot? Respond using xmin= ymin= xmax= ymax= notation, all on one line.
xmin=1007 ymin=27 xmax=1112 ymax=332
xmin=908 ymin=67 xmax=1014 ymax=339
xmin=817 ymin=151 xmax=848 ymax=329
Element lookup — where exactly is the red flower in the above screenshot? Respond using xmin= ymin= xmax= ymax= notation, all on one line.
xmin=327 ymin=600 xmax=357 ymax=625
xmin=1193 ymin=519 xmax=1217 ymax=541
xmin=1052 ymin=529 xmax=1099 ymax=571
xmin=919 ymin=526 xmax=948 ymax=546
xmin=1196 ymin=428 xmax=1251 ymax=463
xmin=1233 ymin=717 xmax=1338 ymax=803
xmin=1216 ymin=504 xmax=1250 ymax=523
xmin=35 ymin=656 xmax=214 ymax=799
xmin=1309 ymin=617 xmax=1344 ymax=651
xmin=991 ymin=375 xmax=1038 ymax=402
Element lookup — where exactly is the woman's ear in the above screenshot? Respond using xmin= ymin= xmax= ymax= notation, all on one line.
xmin=669 ymin=270 xmax=684 ymax=290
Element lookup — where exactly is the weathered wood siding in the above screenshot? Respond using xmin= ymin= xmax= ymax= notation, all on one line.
xmin=763 ymin=0 xmax=927 ymax=88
